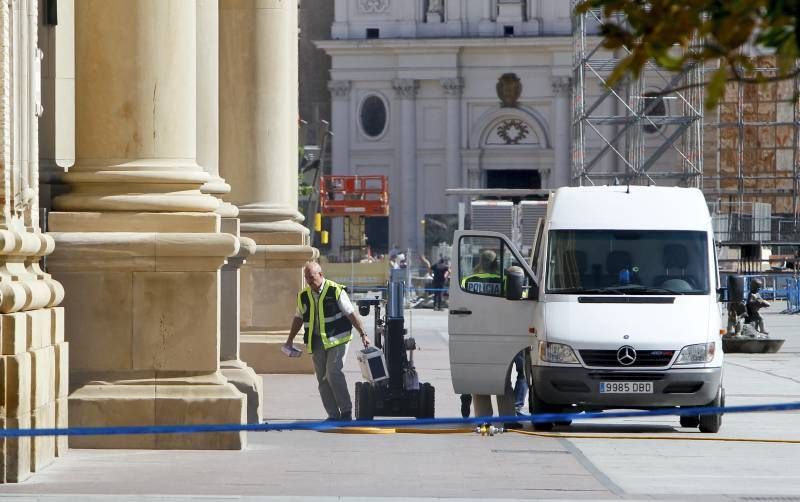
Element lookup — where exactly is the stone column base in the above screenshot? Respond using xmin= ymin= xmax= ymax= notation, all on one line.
xmin=220 ymin=359 xmax=264 ymax=423
xmin=240 ymin=242 xmax=316 ymax=374
xmin=240 ymin=333 xmax=313 ymax=374
xmin=1 ymin=306 xmax=66 ymax=483
xmin=68 ymin=373 xmax=246 ymax=450
xmin=47 ymin=226 xmax=248 ymax=450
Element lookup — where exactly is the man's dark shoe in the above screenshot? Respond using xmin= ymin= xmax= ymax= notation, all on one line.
xmin=460 ymin=394 xmax=472 ymax=418
xmin=340 ymin=411 xmax=353 ymax=421
xmin=324 ymin=415 xmax=340 ymax=422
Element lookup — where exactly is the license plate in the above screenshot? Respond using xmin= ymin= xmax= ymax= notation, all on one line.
xmin=599 ymin=382 xmax=653 ymax=393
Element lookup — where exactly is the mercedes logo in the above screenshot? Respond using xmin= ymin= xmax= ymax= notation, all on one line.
xmin=616 ymin=346 xmax=637 ymax=366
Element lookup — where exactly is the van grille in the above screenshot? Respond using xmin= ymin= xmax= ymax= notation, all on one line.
xmin=587 ymin=372 xmax=666 ymax=381
xmin=579 ymin=349 xmax=674 ymax=367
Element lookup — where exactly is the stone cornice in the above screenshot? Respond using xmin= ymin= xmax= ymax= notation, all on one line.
xmin=316 ymin=36 xmax=575 ymax=54
xmin=47 ymin=232 xmax=240 ymax=273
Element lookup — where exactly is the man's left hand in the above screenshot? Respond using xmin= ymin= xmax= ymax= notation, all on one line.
xmin=360 ymin=333 xmax=371 ymax=348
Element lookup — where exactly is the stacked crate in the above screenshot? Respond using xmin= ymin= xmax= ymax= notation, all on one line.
xmin=1 ymin=307 xmax=67 ymax=482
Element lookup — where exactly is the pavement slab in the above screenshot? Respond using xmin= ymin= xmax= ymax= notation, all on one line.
xmin=0 ymin=306 xmax=798 ymax=500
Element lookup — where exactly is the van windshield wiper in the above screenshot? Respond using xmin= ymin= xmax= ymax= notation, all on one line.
xmin=611 ymin=285 xmax=686 ymax=295
xmin=549 ymin=287 xmax=624 ymax=295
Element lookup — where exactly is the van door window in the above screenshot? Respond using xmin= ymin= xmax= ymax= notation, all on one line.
xmin=459 ymin=236 xmax=505 ymax=297
xmin=459 ymin=235 xmax=535 ymax=299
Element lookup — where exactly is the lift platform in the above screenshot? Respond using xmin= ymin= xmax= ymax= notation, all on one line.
xmin=319 ymin=175 xmax=389 ymax=217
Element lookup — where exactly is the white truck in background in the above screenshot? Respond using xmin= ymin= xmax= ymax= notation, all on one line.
xmin=449 ymin=186 xmax=725 ymax=432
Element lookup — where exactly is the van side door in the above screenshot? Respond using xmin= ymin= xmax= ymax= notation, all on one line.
xmin=448 ymin=230 xmax=539 ymax=395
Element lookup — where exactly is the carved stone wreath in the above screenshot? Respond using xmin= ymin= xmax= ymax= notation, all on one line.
xmin=358 ymin=0 xmax=390 ymax=14
xmin=496 ymin=119 xmax=531 ymax=145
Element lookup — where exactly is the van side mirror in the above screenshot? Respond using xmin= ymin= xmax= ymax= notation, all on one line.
xmin=505 ymin=266 xmax=525 ymax=301
xmin=716 ymin=287 xmax=729 ymax=303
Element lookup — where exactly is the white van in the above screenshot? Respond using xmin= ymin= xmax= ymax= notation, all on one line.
xmin=449 ymin=186 xmax=725 ymax=432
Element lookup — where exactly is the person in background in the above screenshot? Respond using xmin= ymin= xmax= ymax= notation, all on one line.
xmin=513 ymin=351 xmax=529 ymax=415
xmin=746 ymin=278 xmax=771 ymax=334
xmin=430 ymin=257 xmax=450 ymax=311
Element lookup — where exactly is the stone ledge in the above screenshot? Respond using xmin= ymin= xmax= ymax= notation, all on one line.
xmin=240 ymin=333 xmax=314 ymax=374
xmin=68 ymin=381 xmax=246 ymax=450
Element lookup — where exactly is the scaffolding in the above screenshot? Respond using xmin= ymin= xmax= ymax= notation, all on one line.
xmin=571 ymin=4 xmax=704 ymax=188
xmin=704 ymin=57 xmax=800 ymax=245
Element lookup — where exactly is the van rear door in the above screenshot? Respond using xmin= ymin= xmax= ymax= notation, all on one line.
xmin=449 ymin=230 xmax=539 ymax=395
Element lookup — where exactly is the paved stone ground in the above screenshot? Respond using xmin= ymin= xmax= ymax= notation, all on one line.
xmin=0 ymin=304 xmax=799 ymax=501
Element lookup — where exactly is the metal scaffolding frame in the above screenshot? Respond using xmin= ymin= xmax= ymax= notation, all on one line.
xmin=705 ymin=61 xmax=800 ymax=207
xmin=571 ymin=4 xmax=704 ymax=188
xmin=703 ymin=58 xmax=800 ymax=245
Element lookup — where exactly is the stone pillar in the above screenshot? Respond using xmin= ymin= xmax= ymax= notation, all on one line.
xmin=392 ymin=78 xmax=419 ymax=252
xmin=38 ymin=0 xmax=75 ymax=212
xmin=220 ymin=0 xmax=316 ymax=374
xmin=197 ymin=0 xmax=262 ymax=423
xmin=1 ymin=0 xmax=66 ymax=483
xmin=197 ymin=0 xmax=231 ymax=201
xmin=551 ymin=76 xmax=572 ymax=188
xmin=219 ymin=220 xmax=262 ymax=424
xmin=46 ymin=0 xmax=246 ymax=450
xmin=441 ymin=77 xmax=464 ymax=213
xmin=328 ymin=80 xmax=351 ymax=255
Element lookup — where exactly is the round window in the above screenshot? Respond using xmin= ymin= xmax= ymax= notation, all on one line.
xmin=360 ymin=95 xmax=387 ymax=138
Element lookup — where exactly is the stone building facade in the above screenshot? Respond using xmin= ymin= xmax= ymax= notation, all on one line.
xmin=319 ymin=0 xmax=573 ymax=253
xmin=1 ymin=0 xmax=66 ymax=482
xmin=1 ymin=0 xmax=311 ymax=481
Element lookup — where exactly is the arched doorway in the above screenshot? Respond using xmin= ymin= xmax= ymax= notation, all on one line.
xmin=463 ymin=107 xmax=553 ymax=190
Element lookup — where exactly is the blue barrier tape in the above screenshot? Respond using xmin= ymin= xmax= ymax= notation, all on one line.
xmin=2 ymin=400 xmax=800 ymax=438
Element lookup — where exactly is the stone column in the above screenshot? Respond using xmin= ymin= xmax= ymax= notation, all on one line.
xmin=219 ymin=220 xmax=262 ymax=424
xmin=1 ymin=0 xmax=66 ymax=482
xmin=196 ymin=0 xmax=262 ymax=423
xmin=328 ymin=80 xmax=351 ymax=255
xmin=196 ymin=0 xmax=231 ymax=203
xmin=220 ymin=0 xmax=316 ymax=374
xmin=441 ymin=77 xmax=464 ymax=213
xmin=392 ymin=78 xmax=419 ymax=252
xmin=38 ymin=0 xmax=75 ymax=212
xmin=551 ymin=76 xmax=572 ymax=188
xmin=46 ymin=0 xmax=246 ymax=450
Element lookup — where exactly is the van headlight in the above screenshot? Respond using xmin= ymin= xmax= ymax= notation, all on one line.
xmin=539 ymin=341 xmax=580 ymax=364
xmin=675 ymin=342 xmax=716 ymax=364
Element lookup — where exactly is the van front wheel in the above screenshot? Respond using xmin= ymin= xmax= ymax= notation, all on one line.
xmin=529 ymin=387 xmax=556 ymax=431
xmin=698 ymin=387 xmax=724 ymax=433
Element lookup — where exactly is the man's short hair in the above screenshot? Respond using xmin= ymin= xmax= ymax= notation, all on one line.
xmin=304 ymin=261 xmax=322 ymax=274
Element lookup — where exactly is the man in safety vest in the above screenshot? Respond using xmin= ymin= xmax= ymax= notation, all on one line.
xmin=284 ymin=262 xmax=371 ymax=421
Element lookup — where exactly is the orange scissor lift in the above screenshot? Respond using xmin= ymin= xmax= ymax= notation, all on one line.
xmin=319 ymin=175 xmax=389 ymax=251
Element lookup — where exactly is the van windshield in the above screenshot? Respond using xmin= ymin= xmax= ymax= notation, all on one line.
xmin=546 ymin=230 xmax=709 ymax=295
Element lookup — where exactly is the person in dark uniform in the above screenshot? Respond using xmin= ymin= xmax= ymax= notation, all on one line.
xmin=430 ymin=257 xmax=450 ymax=311
xmin=461 ymin=249 xmax=503 ymax=296
xmin=746 ymin=278 xmax=771 ymax=334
